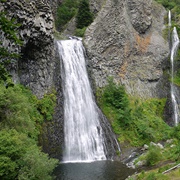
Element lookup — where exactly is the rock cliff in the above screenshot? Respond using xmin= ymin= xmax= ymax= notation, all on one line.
xmin=84 ymin=0 xmax=169 ymax=98
xmin=1 ymin=0 xmax=55 ymax=98
xmin=1 ymin=0 xmax=65 ymax=158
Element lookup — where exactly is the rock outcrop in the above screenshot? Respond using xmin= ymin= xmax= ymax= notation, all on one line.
xmin=89 ymin=0 xmax=106 ymax=14
xmin=1 ymin=0 xmax=65 ymax=158
xmin=1 ymin=0 xmax=55 ymax=98
xmin=84 ymin=0 xmax=169 ymax=98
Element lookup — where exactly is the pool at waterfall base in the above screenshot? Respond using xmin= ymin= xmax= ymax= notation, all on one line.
xmin=54 ymin=160 xmax=136 ymax=180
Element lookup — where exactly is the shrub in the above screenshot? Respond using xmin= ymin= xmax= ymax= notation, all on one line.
xmin=37 ymin=92 xmax=56 ymax=121
xmin=76 ymin=0 xmax=93 ymax=29
xmin=75 ymin=27 xmax=87 ymax=37
xmin=146 ymin=146 xmax=162 ymax=166
xmin=55 ymin=0 xmax=79 ymax=31
xmin=97 ymin=78 xmax=171 ymax=146
xmin=0 ymin=129 xmax=58 ymax=180
xmin=0 ymin=83 xmax=58 ymax=179
xmin=101 ymin=78 xmax=132 ymax=127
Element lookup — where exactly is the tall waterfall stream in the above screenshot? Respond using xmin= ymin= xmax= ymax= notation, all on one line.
xmin=169 ymin=11 xmax=180 ymax=126
xmin=57 ymin=39 xmax=106 ymax=162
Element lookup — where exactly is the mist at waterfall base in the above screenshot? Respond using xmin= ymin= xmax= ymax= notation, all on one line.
xmin=54 ymin=39 xmax=135 ymax=179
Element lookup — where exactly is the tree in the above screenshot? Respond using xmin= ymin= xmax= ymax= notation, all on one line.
xmin=0 ymin=0 xmax=22 ymax=87
xmin=76 ymin=0 xmax=93 ymax=29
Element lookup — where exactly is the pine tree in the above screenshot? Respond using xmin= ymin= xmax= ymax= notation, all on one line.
xmin=76 ymin=0 xmax=93 ymax=29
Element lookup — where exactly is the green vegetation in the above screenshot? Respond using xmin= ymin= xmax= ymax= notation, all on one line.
xmin=0 ymin=0 xmax=22 ymax=87
xmin=146 ymin=146 xmax=163 ymax=166
xmin=99 ymin=79 xmax=180 ymax=179
xmin=97 ymin=78 xmax=171 ymax=146
xmin=55 ymin=0 xmax=79 ymax=31
xmin=0 ymin=84 xmax=58 ymax=179
xmin=36 ymin=91 xmax=56 ymax=121
xmin=76 ymin=0 xmax=93 ymax=29
xmin=130 ymin=162 xmax=180 ymax=180
xmin=0 ymin=85 xmax=58 ymax=179
xmin=55 ymin=0 xmax=93 ymax=37
xmin=75 ymin=27 xmax=87 ymax=37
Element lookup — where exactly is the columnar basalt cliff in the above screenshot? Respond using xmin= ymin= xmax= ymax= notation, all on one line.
xmin=1 ymin=0 xmax=55 ymax=98
xmin=84 ymin=0 xmax=169 ymax=98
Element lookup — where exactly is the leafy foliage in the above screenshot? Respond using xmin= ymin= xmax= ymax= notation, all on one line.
xmin=146 ymin=146 xmax=162 ymax=166
xmin=37 ymin=92 xmax=56 ymax=121
xmin=75 ymin=27 xmax=87 ymax=37
xmin=98 ymin=78 xmax=132 ymax=128
xmin=0 ymin=83 xmax=58 ymax=179
xmin=0 ymin=0 xmax=22 ymax=87
xmin=55 ymin=0 xmax=79 ymax=31
xmin=76 ymin=0 xmax=93 ymax=29
xmin=97 ymin=78 xmax=171 ymax=146
xmin=0 ymin=129 xmax=58 ymax=180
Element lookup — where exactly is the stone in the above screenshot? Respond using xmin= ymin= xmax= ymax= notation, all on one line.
xmin=166 ymin=139 xmax=174 ymax=144
xmin=150 ymin=142 xmax=157 ymax=147
xmin=157 ymin=143 xmax=164 ymax=149
xmin=136 ymin=160 xmax=146 ymax=167
xmin=1 ymin=0 xmax=55 ymax=98
xmin=143 ymin=144 xmax=149 ymax=150
xmin=84 ymin=0 xmax=169 ymax=98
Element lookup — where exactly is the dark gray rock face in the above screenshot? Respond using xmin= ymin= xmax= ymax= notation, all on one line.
xmin=127 ymin=0 xmax=152 ymax=34
xmin=89 ymin=0 xmax=106 ymax=14
xmin=45 ymin=0 xmax=62 ymax=18
xmin=84 ymin=0 xmax=169 ymax=98
xmin=1 ymin=0 xmax=55 ymax=98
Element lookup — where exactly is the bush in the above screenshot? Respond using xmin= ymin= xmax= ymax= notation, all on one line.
xmin=55 ymin=0 xmax=79 ymax=31
xmin=0 ymin=84 xmax=58 ymax=179
xmin=0 ymin=84 xmax=40 ymax=139
xmin=101 ymin=78 xmax=132 ymax=127
xmin=75 ymin=27 xmax=87 ymax=37
xmin=0 ymin=129 xmax=58 ymax=180
xmin=146 ymin=146 xmax=162 ymax=166
xmin=97 ymin=78 xmax=171 ymax=146
xmin=37 ymin=92 xmax=56 ymax=121
xmin=76 ymin=0 xmax=93 ymax=29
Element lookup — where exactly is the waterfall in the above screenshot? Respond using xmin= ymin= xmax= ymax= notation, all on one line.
xmin=168 ymin=10 xmax=171 ymax=27
xmin=170 ymin=27 xmax=180 ymax=126
xmin=57 ymin=39 xmax=107 ymax=162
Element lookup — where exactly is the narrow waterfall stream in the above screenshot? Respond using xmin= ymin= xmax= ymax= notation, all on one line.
xmin=57 ymin=39 xmax=106 ymax=162
xmin=170 ymin=27 xmax=180 ymax=125
xmin=169 ymin=12 xmax=180 ymax=126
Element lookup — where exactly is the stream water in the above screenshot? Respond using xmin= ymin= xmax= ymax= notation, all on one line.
xmin=54 ymin=161 xmax=135 ymax=180
xmin=57 ymin=39 xmax=106 ymax=162
xmin=169 ymin=11 xmax=180 ymax=126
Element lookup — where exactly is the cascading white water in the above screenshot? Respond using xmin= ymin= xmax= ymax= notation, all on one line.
xmin=57 ymin=39 xmax=106 ymax=162
xmin=170 ymin=27 xmax=180 ymax=126
xmin=168 ymin=10 xmax=171 ymax=27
